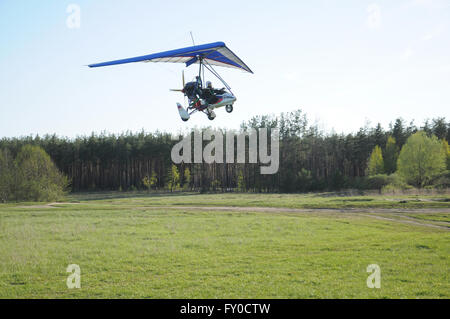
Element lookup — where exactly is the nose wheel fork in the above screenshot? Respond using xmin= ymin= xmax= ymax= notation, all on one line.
xmin=207 ymin=109 xmax=216 ymax=120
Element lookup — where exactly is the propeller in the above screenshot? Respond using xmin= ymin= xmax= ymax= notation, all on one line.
xmin=170 ymin=70 xmax=185 ymax=92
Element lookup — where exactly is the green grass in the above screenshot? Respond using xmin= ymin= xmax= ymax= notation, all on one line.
xmin=403 ymin=213 xmax=450 ymax=223
xmin=0 ymin=192 xmax=449 ymax=298
xmin=66 ymin=191 xmax=450 ymax=209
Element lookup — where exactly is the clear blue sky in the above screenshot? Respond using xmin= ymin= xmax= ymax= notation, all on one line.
xmin=1 ymin=0 xmax=449 ymax=138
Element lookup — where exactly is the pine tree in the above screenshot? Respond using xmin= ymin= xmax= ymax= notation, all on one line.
xmin=432 ymin=118 xmax=447 ymax=140
xmin=392 ymin=118 xmax=407 ymax=147
xmin=372 ymin=123 xmax=385 ymax=148
xmin=384 ymin=136 xmax=399 ymax=174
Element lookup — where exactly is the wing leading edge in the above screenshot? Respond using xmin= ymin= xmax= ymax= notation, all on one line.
xmin=88 ymin=41 xmax=253 ymax=73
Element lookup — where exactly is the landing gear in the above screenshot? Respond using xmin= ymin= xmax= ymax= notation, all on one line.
xmin=207 ymin=110 xmax=216 ymax=120
xmin=225 ymin=105 xmax=233 ymax=113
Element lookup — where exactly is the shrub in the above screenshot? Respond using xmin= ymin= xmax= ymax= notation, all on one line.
xmin=166 ymin=164 xmax=180 ymax=192
xmin=364 ymin=173 xmax=410 ymax=191
xmin=380 ymin=173 xmax=412 ymax=193
xmin=211 ymin=179 xmax=221 ymax=191
xmin=365 ymin=174 xmax=390 ymax=190
xmin=13 ymin=145 xmax=69 ymax=201
xmin=381 ymin=183 xmax=413 ymax=194
xmin=0 ymin=145 xmax=68 ymax=202
xmin=429 ymin=170 xmax=450 ymax=189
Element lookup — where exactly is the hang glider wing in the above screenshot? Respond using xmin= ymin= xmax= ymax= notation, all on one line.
xmin=88 ymin=42 xmax=253 ymax=73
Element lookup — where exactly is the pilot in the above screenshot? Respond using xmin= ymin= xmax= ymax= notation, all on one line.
xmin=203 ymin=81 xmax=219 ymax=105
xmin=206 ymin=81 xmax=225 ymax=95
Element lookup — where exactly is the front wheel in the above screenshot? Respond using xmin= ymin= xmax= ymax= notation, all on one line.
xmin=225 ymin=105 xmax=233 ymax=113
xmin=207 ymin=110 xmax=216 ymax=120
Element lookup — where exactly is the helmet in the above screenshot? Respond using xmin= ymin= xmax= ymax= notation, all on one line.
xmin=206 ymin=81 xmax=212 ymax=88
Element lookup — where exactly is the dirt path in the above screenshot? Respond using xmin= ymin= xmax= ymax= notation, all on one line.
xmin=152 ymin=206 xmax=450 ymax=230
xmin=15 ymin=203 xmax=450 ymax=230
xmin=155 ymin=206 xmax=450 ymax=214
xmin=15 ymin=202 xmax=79 ymax=209
xmin=357 ymin=214 xmax=448 ymax=230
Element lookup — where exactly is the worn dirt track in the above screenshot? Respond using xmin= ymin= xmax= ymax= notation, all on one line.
xmin=152 ymin=206 xmax=450 ymax=230
xmin=17 ymin=203 xmax=450 ymax=231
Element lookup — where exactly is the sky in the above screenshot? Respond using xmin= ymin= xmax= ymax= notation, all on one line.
xmin=0 ymin=0 xmax=449 ymax=138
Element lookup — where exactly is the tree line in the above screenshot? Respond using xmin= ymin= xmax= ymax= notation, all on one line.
xmin=0 ymin=110 xmax=449 ymax=196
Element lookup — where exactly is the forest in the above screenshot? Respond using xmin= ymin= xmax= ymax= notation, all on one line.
xmin=0 ymin=109 xmax=449 ymax=194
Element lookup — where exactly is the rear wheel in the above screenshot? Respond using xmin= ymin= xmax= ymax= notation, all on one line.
xmin=226 ymin=105 xmax=233 ymax=113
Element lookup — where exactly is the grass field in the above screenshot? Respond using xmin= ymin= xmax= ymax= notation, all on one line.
xmin=0 ymin=192 xmax=449 ymax=298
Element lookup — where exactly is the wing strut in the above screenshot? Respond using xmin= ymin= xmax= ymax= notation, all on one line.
xmin=203 ymin=59 xmax=234 ymax=95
